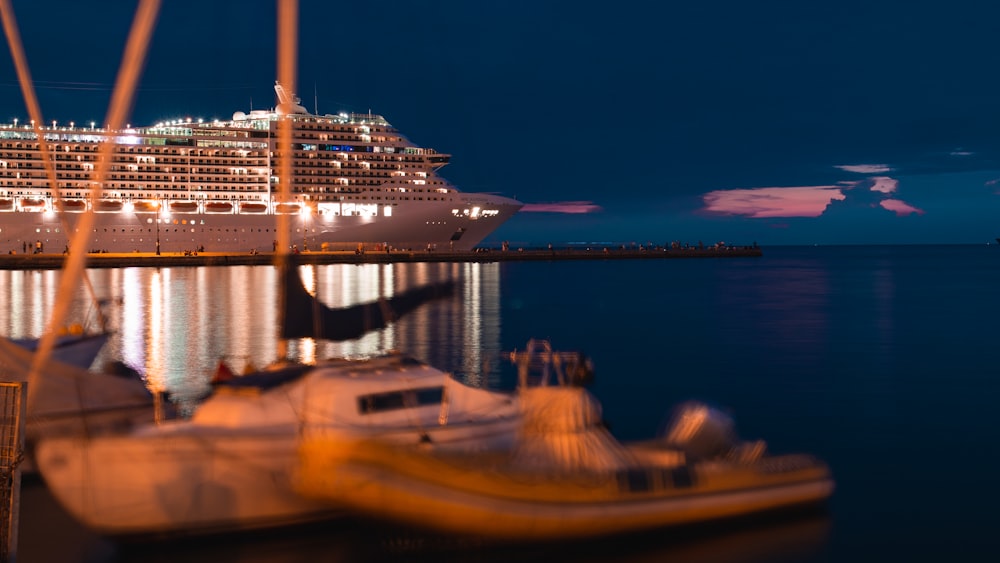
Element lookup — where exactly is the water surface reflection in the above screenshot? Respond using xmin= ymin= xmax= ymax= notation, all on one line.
xmin=0 ymin=262 xmax=504 ymax=402
xmin=4 ymin=251 xmax=859 ymax=563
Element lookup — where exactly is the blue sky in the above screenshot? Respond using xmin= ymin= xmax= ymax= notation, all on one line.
xmin=2 ymin=0 xmax=1000 ymax=246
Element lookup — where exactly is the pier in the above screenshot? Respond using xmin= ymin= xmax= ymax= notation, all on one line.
xmin=0 ymin=245 xmax=762 ymax=270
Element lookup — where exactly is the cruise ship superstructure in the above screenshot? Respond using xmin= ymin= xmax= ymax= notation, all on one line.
xmin=0 ymin=83 xmax=522 ymax=254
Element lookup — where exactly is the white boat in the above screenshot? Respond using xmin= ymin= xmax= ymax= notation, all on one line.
xmin=34 ymin=353 xmax=520 ymax=538
xmin=0 ymin=82 xmax=522 ymax=254
xmin=293 ymin=341 xmax=835 ymax=541
xmin=0 ymin=337 xmax=156 ymax=470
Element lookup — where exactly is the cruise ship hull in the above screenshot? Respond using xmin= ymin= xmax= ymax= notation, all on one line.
xmin=0 ymin=196 xmax=521 ymax=254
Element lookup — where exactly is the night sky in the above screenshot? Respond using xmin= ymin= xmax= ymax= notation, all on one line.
xmin=3 ymin=0 xmax=1000 ymax=246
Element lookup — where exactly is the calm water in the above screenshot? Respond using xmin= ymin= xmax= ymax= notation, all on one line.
xmin=7 ymin=244 xmax=1000 ymax=562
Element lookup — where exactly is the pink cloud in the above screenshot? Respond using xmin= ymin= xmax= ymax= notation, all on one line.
xmin=869 ymin=176 xmax=898 ymax=194
xmin=879 ymin=199 xmax=924 ymax=216
xmin=703 ymin=186 xmax=845 ymax=218
xmin=702 ymin=174 xmax=923 ymax=219
xmin=519 ymin=201 xmax=603 ymax=213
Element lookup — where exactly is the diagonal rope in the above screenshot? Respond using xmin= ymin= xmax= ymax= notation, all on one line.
xmin=22 ymin=0 xmax=162 ymax=412
xmin=0 ymin=0 xmax=109 ymax=335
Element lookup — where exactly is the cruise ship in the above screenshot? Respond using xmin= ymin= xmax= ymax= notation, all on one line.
xmin=0 ymin=83 xmax=522 ymax=254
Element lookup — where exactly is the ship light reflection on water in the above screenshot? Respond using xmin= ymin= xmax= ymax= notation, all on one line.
xmin=1 ymin=261 xmax=504 ymax=401
xmin=0 ymin=270 xmax=59 ymax=337
xmin=143 ymin=268 xmax=166 ymax=393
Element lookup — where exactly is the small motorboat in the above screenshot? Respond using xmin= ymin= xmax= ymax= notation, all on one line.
xmin=293 ymin=340 xmax=834 ymax=541
xmin=0 ymin=198 xmax=14 ymax=211
xmin=35 ymin=353 xmax=520 ymax=538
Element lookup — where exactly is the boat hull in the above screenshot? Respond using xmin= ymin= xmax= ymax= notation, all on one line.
xmin=294 ymin=438 xmax=835 ymax=541
xmin=35 ymin=427 xmax=339 ymax=537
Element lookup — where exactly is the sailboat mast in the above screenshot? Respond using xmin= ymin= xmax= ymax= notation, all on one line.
xmin=275 ymin=0 xmax=298 ymax=361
